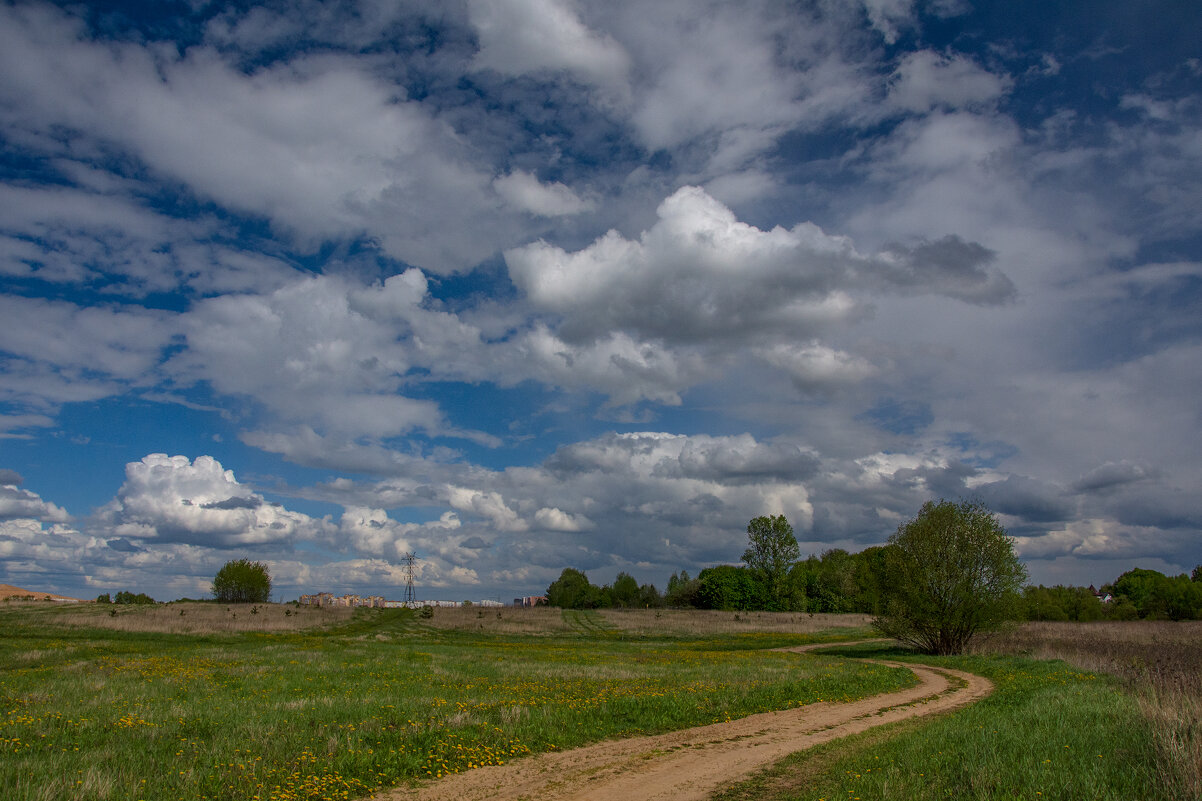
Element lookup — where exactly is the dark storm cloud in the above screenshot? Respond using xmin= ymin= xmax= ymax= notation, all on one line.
xmin=971 ymin=474 xmax=1075 ymax=523
xmin=200 ymin=496 xmax=265 ymax=511
xmin=879 ymin=236 xmax=1016 ymax=305
xmin=1072 ymin=461 xmax=1157 ymax=493
xmin=1110 ymin=489 xmax=1202 ymax=531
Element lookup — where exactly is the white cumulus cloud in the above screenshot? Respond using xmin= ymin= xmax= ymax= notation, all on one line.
xmin=493 ymin=171 xmax=594 ymax=216
xmin=533 ymin=507 xmax=593 ymax=531
xmin=0 ymin=481 xmax=71 ymax=523
xmin=506 ymin=186 xmax=1013 ymax=348
xmin=96 ymin=454 xmax=325 ymax=547
xmin=468 ymin=0 xmax=631 ymax=90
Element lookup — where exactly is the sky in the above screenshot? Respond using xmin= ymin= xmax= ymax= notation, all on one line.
xmin=0 ymin=0 xmax=1199 ymax=603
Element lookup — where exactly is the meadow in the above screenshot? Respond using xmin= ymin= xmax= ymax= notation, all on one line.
xmin=980 ymin=621 xmax=1202 ymax=800
xmin=0 ymin=602 xmax=905 ymax=801
xmin=4 ymin=603 xmax=1194 ymax=801
xmin=715 ymin=624 xmax=1202 ymax=801
xmin=41 ymin=598 xmax=355 ymax=634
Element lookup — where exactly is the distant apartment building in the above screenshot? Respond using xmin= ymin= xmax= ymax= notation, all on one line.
xmin=513 ymin=596 xmax=547 ymax=607
xmin=298 ymin=592 xmax=334 ymax=607
xmin=298 ymin=593 xmax=384 ymax=608
xmin=300 ymin=593 xmax=512 ymax=608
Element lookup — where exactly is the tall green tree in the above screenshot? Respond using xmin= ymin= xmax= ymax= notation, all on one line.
xmin=546 ymin=568 xmax=603 ymax=608
xmin=873 ymin=499 xmax=1027 ymax=655
xmin=609 ymin=572 xmax=640 ymax=607
xmin=742 ymin=514 xmax=801 ymax=610
xmin=697 ymin=565 xmax=763 ymax=611
xmin=852 ymin=546 xmax=889 ymax=614
xmin=636 ymin=582 xmax=664 ymax=608
xmin=815 ymin=548 xmax=857 ymax=612
xmin=212 ymin=559 xmax=272 ymax=603
xmin=665 ymin=570 xmax=700 ymax=607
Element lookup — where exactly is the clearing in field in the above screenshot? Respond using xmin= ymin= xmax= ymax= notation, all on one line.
xmin=0 ymin=602 xmax=902 ymax=801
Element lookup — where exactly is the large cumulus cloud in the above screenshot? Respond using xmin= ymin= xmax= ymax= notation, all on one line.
xmin=95 ymin=454 xmax=324 ymax=547
xmin=506 ymin=186 xmax=1014 ymax=347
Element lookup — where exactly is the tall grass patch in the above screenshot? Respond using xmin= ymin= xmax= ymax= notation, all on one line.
xmin=422 ymin=606 xmax=875 ymax=638
xmin=980 ymin=620 xmax=1202 ymax=800
xmin=4 ymin=598 xmax=355 ymax=633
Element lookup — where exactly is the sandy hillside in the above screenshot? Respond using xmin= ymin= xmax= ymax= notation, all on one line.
xmin=0 ymin=583 xmax=87 ymax=602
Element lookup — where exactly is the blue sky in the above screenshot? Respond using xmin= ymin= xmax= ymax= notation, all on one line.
xmin=1 ymin=0 xmax=1199 ymax=602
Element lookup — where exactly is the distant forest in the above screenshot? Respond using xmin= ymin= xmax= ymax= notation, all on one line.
xmin=545 ymin=556 xmax=1202 ymax=622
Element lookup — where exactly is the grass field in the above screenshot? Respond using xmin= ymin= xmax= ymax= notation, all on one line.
xmin=715 ymin=624 xmax=1202 ymax=801
xmin=0 ymin=602 xmax=904 ymax=801
xmin=4 ymin=603 xmax=1193 ymax=801
xmin=980 ymin=621 xmax=1202 ymax=800
xmin=31 ymin=598 xmax=356 ymax=633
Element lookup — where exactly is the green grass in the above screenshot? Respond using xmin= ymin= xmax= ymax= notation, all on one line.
xmin=714 ymin=642 xmax=1166 ymax=801
xmin=0 ymin=607 xmax=910 ymax=801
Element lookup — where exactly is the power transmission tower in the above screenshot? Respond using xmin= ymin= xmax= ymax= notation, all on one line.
xmin=402 ymin=552 xmax=416 ymax=606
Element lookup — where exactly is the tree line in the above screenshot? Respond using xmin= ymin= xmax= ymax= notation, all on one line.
xmin=95 ymin=590 xmax=155 ymax=605
xmin=546 ymin=509 xmax=1202 ymax=622
xmin=1024 ymin=566 xmax=1202 ymax=622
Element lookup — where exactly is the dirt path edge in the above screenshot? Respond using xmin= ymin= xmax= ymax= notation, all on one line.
xmin=368 ymin=641 xmax=993 ymax=801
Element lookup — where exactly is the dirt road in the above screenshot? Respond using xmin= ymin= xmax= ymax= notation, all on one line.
xmin=369 ymin=642 xmax=992 ymax=801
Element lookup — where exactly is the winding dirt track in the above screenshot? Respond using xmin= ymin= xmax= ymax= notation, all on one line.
xmin=369 ymin=642 xmax=992 ymax=801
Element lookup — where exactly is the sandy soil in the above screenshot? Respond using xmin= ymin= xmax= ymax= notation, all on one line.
xmin=369 ymin=641 xmax=992 ymax=801
xmin=0 ymin=583 xmax=87 ymax=602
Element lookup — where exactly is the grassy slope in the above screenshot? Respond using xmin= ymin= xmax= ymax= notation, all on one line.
xmin=0 ymin=606 xmax=907 ymax=801
xmin=714 ymin=642 xmax=1166 ymax=801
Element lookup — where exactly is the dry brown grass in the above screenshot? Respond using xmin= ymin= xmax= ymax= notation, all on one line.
xmin=423 ymin=605 xmax=576 ymax=634
xmin=598 ymin=608 xmax=873 ymax=636
xmin=423 ymin=605 xmax=873 ymax=637
xmin=18 ymin=600 xmax=354 ymax=633
xmin=977 ymin=620 xmax=1202 ymax=800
